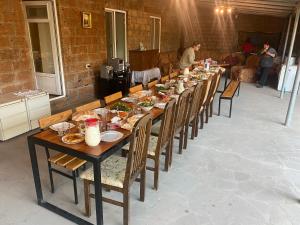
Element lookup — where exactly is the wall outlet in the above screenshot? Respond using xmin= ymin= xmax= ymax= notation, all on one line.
xmin=85 ymin=64 xmax=91 ymax=69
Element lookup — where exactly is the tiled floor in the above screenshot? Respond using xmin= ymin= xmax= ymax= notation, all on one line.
xmin=1 ymin=82 xmax=300 ymax=225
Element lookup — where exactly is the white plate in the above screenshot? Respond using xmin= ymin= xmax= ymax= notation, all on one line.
xmin=154 ymin=102 xmax=166 ymax=109
xmin=101 ymin=131 xmax=124 ymax=142
xmin=121 ymin=97 xmax=136 ymax=103
xmin=50 ymin=122 xmax=75 ymax=132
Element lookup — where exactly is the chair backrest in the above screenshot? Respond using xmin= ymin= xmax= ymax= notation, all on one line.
xmin=148 ymin=80 xmax=158 ymax=89
xmin=174 ymin=89 xmax=191 ymax=132
xmin=39 ymin=109 xmax=73 ymax=129
xmin=75 ymin=100 xmax=102 ymax=112
xmin=186 ymin=82 xmax=203 ymax=123
xmin=156 ymin=98 xmax=176 ymax=153
xmin=124 ymin=114 xmax=152 ymax=187
xmin=198 ymin=76 xmax=212 ymax=111
xmin=161 ymin=75 xmax=169 ymax=83
xmin=211 ymin=71 xmax=222 ymax=100
xmin=205 ymin=72 xmax=219 ymax=106
xmin=129 ymin=84 xmax=143 ymax=94
xmin=169 ymin=71 xmax=178 ymax=79
xmin=104 ymin=91 xmax=122 ymax=105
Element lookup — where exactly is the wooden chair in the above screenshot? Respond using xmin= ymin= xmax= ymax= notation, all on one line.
xmin=129 ymin=84 xmax=143 ymax=94
xmin=173 ymin=89 xmax=191 ymax=154
xmin=75 ymin=100 xmax=102 ymax=112
xmin=80 ymin=114 xmax=152 ymax=225
xmin=161 ymin=75 xmax=169 ymax=83
xmin=147 ymin=79 xmax=158 ymax=89
xmin=203 ymin=72 xmax=221 ymax=123
xmin=123 ymin=98 xmax=176 ymax=190
xmin=183 ymin=82 xmax=203 ymax=149
xmin=104 ymin=91 xmax=122 ymax=105
xmin=169 ymin=71 xmax=178 ymax=79
xmin=39 ymin=110 xmax=87 ymax=204
xmin=197 ymin=76 xmax=213 ymax=132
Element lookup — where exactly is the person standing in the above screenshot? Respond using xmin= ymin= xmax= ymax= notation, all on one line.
xmin=256 ymin=42 xmax=277 ymax=88
xmin=179 ymin=42 xmax=201 ymax=70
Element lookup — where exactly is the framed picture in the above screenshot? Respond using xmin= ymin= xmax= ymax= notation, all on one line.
xmin=82 ymin=12 xmax=92 ymax=28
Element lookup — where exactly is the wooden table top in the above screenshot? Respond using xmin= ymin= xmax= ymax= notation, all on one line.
xmin=32 ymin=104 xmax=164 ymax=158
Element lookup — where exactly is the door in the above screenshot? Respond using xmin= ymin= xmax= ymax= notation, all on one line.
xmin=23 ymin=1 xmax=62 ymax=96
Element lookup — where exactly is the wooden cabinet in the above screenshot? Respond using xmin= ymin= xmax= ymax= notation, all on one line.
xmin=129 ymin=49 xmax=159 ymax=71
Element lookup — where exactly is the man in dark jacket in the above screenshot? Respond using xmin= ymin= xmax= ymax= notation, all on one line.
xmin=256 ymin=42 xmax=277 ymax=88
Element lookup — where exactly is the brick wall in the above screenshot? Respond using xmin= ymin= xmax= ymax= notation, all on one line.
xmin=51 ymin=0 xmax=107 ymax=110
xmin=0 ymin=0 xmax=34 ymax=95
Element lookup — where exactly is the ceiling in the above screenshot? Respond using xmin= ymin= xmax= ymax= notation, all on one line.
xmin=196 ymin=0 xmax=300 ymax=17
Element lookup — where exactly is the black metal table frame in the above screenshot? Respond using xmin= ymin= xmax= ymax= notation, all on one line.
xmin=27 ymin=116 xmax=161 ymax=225
xmin=28 ymin=133 xmax=131 ymax=225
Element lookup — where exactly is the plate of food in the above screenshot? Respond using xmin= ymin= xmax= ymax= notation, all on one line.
xmin=138 ymin=100 xmax=154 ymax=112
xmin=110 ymin=102 xmax=132 ymax=112
xmin=121 ymin=114 xmax=144 ymax=131
xmin=131 ymin=90 xmax=152 ymax=99
xmin=155 ymin=84 xmax=169 ymax=93
xmin=50 ymin=122 xmax=75 ymax=136
xmin=154 ymin=102 xmax=166 ymax=109
xmin=101 ymin=131 xmax=124 ymax=142
xmin=62 ymin=133 xmax=84 ymax=145
xmin=121 ymin=97 xmax=136 ymax=103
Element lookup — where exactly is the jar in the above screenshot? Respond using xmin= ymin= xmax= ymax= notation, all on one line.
xmin=85 ymin=118 xmax=101 ymax=147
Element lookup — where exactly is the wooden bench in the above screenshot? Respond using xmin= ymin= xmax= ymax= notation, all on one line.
xmin=218 ymin=80 xmax=241 ymax=118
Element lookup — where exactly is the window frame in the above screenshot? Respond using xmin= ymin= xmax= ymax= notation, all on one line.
xmin=150 ymin=16 xmax=161 ymax=52
xmin=105 ymin=8 xmax=128 ymax=61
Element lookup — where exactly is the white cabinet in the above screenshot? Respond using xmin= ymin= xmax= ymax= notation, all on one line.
xmin=0 ymin=95 xmax=30 ymax=141
xmin=0 ymin=91 xmax=51 ymax=141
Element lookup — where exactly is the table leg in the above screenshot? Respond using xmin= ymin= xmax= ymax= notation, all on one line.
xmin=28 ymin=139 xmax=43 ymax=204
xmin=93 ymin=160 xmax=104 ymax=225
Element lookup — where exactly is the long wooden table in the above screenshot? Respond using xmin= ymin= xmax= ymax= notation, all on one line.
xmin=27 ymin=70 xmax=221 ymax=225
xmin=27 ymin=106 xmax=163 ymax=225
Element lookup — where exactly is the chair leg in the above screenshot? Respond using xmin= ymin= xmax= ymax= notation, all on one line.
xmin=200 ymin=111 xmax=204 ymax=129
xmin=205 ymin=106 xmax=209 ymax=123
xmin=123 ymin=191 xmax=129 ymax=225
xmin=164 ymin=144 xmax=170 ymax=172
xmin=45 ymin=147 xmax=55 ymax=193
xmin=218 ymin=98 xmax=221 ymax=116
xmin=191 ymin=120 xmax=195 ymax=140
xmin=84 ymin=179 xmax=91 ymax=217
xmin=237 ymin=84 xmax=241 ymax=96
xmin=140 ymin=167 xmax=146 ymax=202
xmin=183 ymin=123 xmax=189 ymax=149
xmin=209 ymin=102 xmax=213 ymax=117
xmin=154 ymin=159 xmax=159 ymax=190
xmin=169 ymin=139 xmax=173 ymax=166
xmin=72 ymin=171 xmax=78 ymax=204
xmin=195 ymin=114 xmax=199 ymax=137
xmin=179 ymin=130 xmax=184 ymax=154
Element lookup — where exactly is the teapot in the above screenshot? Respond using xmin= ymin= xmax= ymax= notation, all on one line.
xmin=176 ymin=80 xmax=185 ymax=94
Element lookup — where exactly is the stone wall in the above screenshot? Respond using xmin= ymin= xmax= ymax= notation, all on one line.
xmin=0 ymin=0 xmax=34 ymax=95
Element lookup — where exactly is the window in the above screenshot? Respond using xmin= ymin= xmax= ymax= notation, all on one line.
xmin=23 ymin=1 xmax=65 ymax=99
xmin=150 ymin=16 xmax=161 ymax=52
xmin=105 ymin=9 xmax=127 ymax=61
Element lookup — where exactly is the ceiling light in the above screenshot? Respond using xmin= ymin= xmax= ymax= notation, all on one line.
xmin=215 ymin=8 xmax=219 ymax=13
xmin=220 ymin=9 xmax=224 ymax=14
xmin=227 ymin=8 xmax=232 ymax=13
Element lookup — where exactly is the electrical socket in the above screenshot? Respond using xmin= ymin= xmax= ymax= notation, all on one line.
xmin=85 ymin=64 xmax=91 ymax=69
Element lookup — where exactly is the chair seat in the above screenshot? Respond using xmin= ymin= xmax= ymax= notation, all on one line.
xmin=80 ymin=155 xmax=127 ymax=188
xmin=123 ymin=135 xmax=158 ymax=157
xmin=151 ymin=121 xmax=161 ymax=136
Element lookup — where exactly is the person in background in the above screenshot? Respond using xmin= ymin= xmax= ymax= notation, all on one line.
xmin=179 ymin=42 xmax=201 ymax=70
xmin=256 ymin=42 xmax=277 ymax=88
xmin=241 ymin=38 xmax=255 ymax=60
